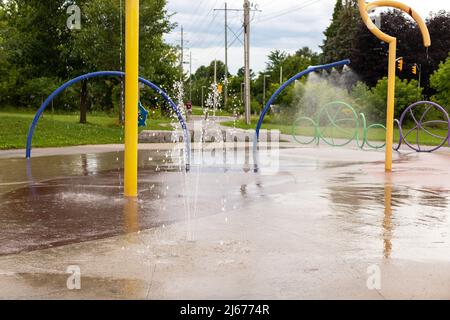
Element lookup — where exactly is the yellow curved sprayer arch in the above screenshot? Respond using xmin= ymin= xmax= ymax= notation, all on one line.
xmin=357 ymin=0 xmax=431 ymax=172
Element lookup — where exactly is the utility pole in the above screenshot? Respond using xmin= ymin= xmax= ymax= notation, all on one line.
xmin=419 ymin=64 xmax=422 ymax=89
xmin=280 ymin=66 xmax=283 ymax=85
xmin=214 ymin=2 xmax=260 ymax=123
xmin=214 ymin=59 xmax=217 ymax=85
xmin=201 ymin=86 xmax=206 ymax=109
xmin=214 ymin=3 xmax=243 ymax=110
xmin=263 ymin=74 xmax=270 ymax=111
xmin=214 ymin=59 xmax=217 ymax=117
xmin=180 ymin=26 xmax=184 ymax=82
xmin=189 ymin=51 xmax=192 ymax=102
xmin=243 ymin=0 xmax=251 ymax=125
xmin=416 ymin=63 xmax=422 ymax=89
xmin=224 ymin=2 xmax=228 ymax=110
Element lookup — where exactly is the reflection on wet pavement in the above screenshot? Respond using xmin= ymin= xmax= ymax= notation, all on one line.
xmin=0 ymin=272 xmax=147 ymax=299
xmin=322 ymin=154 xmax=450 ymax=262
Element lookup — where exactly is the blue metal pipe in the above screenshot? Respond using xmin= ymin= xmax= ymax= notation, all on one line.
xmin=255 ymin=59 xmax=351 ymax=139
xmin=25 ymin=71 xmax=191 ymax=168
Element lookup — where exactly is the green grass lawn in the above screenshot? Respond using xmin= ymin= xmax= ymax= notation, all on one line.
xmin=2 ymin=110 xmax=447 ymax=150
xmin=0 ymin=112 xmax=176 ymax=150
xmin=222 ymin=118 xmax=449 ymax=147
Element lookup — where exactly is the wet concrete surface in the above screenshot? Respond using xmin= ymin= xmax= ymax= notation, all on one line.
xmin=0 ymin=144 xmax=450 ymax=299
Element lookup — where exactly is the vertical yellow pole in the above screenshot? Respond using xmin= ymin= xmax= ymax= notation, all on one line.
xmin=124 ymin=0 xmax=139 ymax=197
xmin=358 ymin=0 xmax=430 ymax=172
xmin=385 ymin=40 xmax=396 ymax=172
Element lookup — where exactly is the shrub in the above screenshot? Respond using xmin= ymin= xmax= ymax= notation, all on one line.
xmin=351 ymin=77 xmax=423 ymax=122
xmin=430 ymin=54 xmax=450 ymax=110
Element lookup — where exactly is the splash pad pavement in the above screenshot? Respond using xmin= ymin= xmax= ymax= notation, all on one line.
xmin=0 ymin=140 xmax=449 ymax=299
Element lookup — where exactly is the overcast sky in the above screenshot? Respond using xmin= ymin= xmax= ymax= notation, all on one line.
xmin=165 ymin=0 xmax=450 ymax=75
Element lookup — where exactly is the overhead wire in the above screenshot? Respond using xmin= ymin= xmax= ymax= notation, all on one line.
xmin=184 ymin=0 xmax=221 ymax=48
xmin=255 ymin=0 xmax=322 ymax=23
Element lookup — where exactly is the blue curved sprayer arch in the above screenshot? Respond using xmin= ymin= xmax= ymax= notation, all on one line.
xmin=25 ymin=71 xmax=191 ymax=169
xmin=252 ymin=60 xmax=350 ymax=170
xmin=254 ymin=59 xmax=351 ymax=140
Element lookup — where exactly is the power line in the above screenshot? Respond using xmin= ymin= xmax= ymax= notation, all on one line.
xmin=228 ymin=25 xmax=244 ymax=46
xmin=256 ymin=0 xmax=321 ymax=23
xmin=207 ymin=3 xmax=260 ymax=54
xmin=184 ymin=0 xmax=221 ymax=48
xmin=188 ymin=10 xmax=221 ymax=49
xmin=191 ymin=2 xmax=258 ymax=51
xmin=209 ymin=14 xmax=245 ymax=61
xmin=228 ymin=27 xmax=244 ymax=48
xmin=183 ymin=1 xmax=259 ymax=78
xmin=190 ymin=0 xmax=208 ymax=19
xmin=255 ymin=0 xmax=322 ymax=23
xmin=258 ymin=0 xmax=316 ymax=20
xmin=194 ymin=3 xmax=245 ymax=50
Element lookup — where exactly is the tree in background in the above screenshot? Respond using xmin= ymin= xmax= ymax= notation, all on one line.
xmin=193 ymin=60 xmax=228 ymax=82
xmin=189 ymin=46 xmax=320 ymax=116
xmin=350 ymin=10 xmax=407 ymax=87
xmin=69 ymin=0 xmax=178 ymax=122
xmin=351 ymin=11 xmax=450 ymax=96
xmin=253 ymin=48 xmax=320 ymax=115
xmin=352 ymin=10 xmax=450 ymax=95
xmin=1 ymin=0 xmax=448 ymax=127
xmin=321 ymin=0 xmax=450 ymax=97
xmin=321 ymin=0 xmax=358 ymax=63
xmin=415 ymin=11 xmax=450 ymax=97
xmin=189 ymin=60 xmax=230 ymax=108
xmin=265 ymin=50 xmax=287 ymax=82
xmin=352 ymin=77 xmax=423 ymax=121
xmin=321 ymin=0 xmax=343 ymax=60
xmin=0 ymin=6 xmax=12 ymax=102
xmin=430 ymin=54 xmax=450 ymax=109
xmin=0 ymin=0 xmax=178 ymax=123
xmin=285 ymin=47 xmax=320 ymax=77
xmin=0 ymin=0 xmax=72 ymax=108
